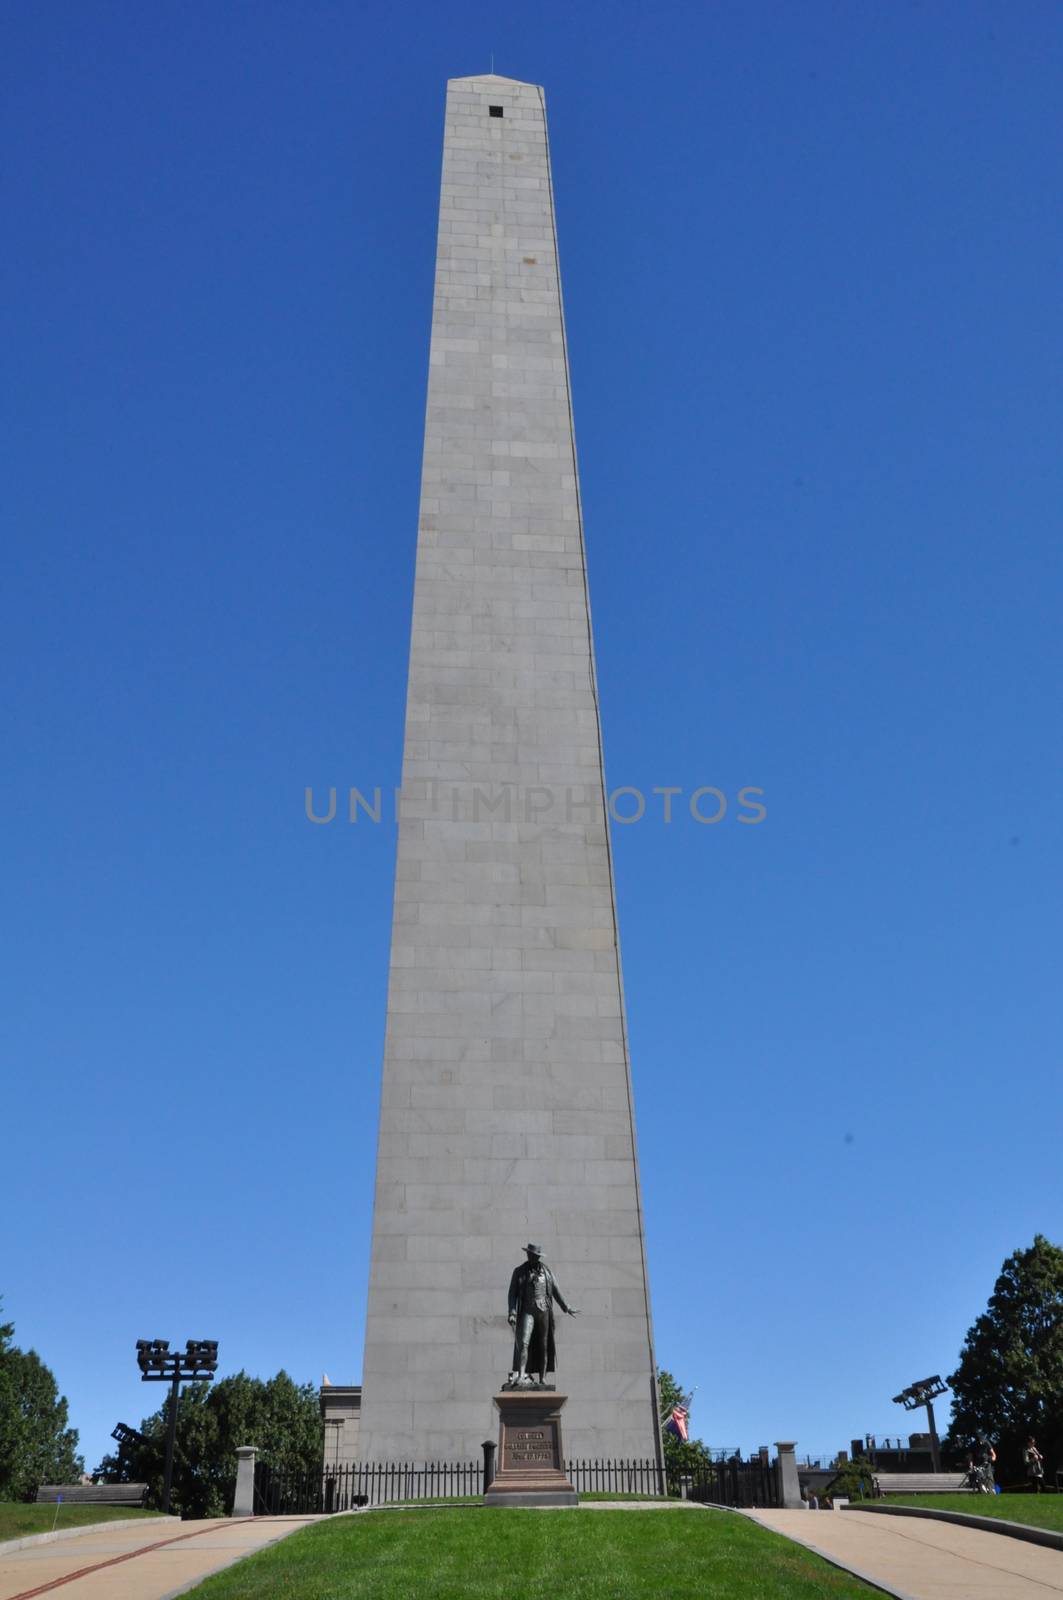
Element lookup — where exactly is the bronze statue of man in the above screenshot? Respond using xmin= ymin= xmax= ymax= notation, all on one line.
xmin=507 ymin=1244 xmax=579 ymax=1386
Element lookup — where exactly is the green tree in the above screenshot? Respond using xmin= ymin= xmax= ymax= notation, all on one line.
xmin=823 ymin=1455 xmax=876 ymax=1502
xmin=0 ymin=1307 xmax=83 ymax=1500
xmin=657 ymin=1368 xmax=715 ymax=1475
xmin=96 ymin=1370 xmax=322 ymax=1518
xmin=946 ymin=1234 xmax=1063 ymax=1484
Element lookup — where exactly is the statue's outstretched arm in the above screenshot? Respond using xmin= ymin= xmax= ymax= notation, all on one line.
xmin=551 ymin=1277 xmax=580 ymax=1315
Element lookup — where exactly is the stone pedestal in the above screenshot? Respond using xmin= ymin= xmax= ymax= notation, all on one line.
xmin=484 ymin=1392 xmax=578 ymax=1507
xmin=232 ymin=1446 xmax=256 ymax=1518
xmin=775 ymin=1441 xmax=803 ymax=1509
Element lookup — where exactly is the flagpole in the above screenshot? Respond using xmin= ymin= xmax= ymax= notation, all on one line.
xmin=661 ymin=1385 xmax=697 ymax=1427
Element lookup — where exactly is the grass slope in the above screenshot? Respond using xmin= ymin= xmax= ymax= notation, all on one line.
xmin=0 ymin=1503 xmax=164 ymax=1541
xmin=187 ymin=1506 xmax=877 ymax=1599
xmin=881 ymin=1492 xmax=1063 ymax=1532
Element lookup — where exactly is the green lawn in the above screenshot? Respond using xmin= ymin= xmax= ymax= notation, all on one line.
xmin=878 ymin=1492 xmax=1063 ymax=1533
xmin=186 ymin=1506 xmax=878 ymax=1599
xmin=0 ymin=1502 xmax=164 ymax=1542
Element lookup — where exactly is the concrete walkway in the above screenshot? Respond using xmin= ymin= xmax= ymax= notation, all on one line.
xmin=0 ymin=1514 xmax=322 ymax=1600
xmin=748 ymin=1508 xmax=1063 ymax=1599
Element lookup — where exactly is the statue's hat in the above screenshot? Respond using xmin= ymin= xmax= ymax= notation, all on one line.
xmin=524 ymin=1242 xmax=543 ymax=1255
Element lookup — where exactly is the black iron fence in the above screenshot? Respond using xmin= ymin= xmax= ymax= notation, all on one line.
xmin=678 ymin=1457 xmax=778 ymax=1508
xmin=568 ymin=1458 xmax=662 ymax=1497
xmin=252 ymin=1456 xmax=778 ymax=1514
xmin=254 ymin=1459 xmax=483 ymax=1513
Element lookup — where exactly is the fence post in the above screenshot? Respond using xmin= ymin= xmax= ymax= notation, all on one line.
xmin=233 ymin=1446 xmax=257 ymax=1517
xmin=482 ymin=1439 xmax=497 ymax=1492
xmin=774 ymin=1441 xmax=802 ymax=1508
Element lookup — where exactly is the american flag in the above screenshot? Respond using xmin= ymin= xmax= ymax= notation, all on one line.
xmin=664 ymin=1405 xmax=688 ymax=1442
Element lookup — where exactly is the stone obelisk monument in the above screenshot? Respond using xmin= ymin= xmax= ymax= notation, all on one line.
xmin=359 ymin=74 xmax=661 ymax=1464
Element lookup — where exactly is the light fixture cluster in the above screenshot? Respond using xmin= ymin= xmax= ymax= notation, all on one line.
xmin=136 ymin=1338 xmax=219 ymax=1382
xmin=891 ymin=1375 xmax=947 ymax=1411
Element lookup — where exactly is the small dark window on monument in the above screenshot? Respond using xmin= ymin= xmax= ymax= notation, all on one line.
xmin=489 ymin=105 xmax=504 ymax=117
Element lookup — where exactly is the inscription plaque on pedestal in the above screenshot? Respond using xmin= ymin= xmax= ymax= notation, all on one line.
xmin=484 ymin=1391 xmax=578 ymax=1508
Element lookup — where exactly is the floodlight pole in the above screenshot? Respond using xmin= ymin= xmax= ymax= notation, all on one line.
xmin=892 ymin=1376 xmax=947 ymax=1474
xmin=136 ymin=1339 xmax=218 ymax=1516
xmin=925 ymin=1399 xmax=941 ymax=1474
xmin=162 ymin=1370 xmax=181 ymax=1514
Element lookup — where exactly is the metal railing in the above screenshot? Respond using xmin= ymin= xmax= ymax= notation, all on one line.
xmin=568 ymin=1457 xmax=777 ymax=1505
xmin=568 ymin=1458 xmax=662 ymax=1496
xmin=254 ymin=1459 xmax=483 ymax=1513
xmin=252 ymin=1455 xmax=779 ymax=1514
xmin=678 ymin=1457 xmax=778 ymax=1507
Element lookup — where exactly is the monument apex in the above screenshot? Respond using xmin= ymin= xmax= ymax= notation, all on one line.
xmin=358 ymin=74 xmax=661 ymax=1465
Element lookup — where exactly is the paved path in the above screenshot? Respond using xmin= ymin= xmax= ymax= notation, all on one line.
xmin=748 ymin=1508 xmax=1063 ymax=1599
xmin=0 ymin=1515 xmax=322 ymax=1600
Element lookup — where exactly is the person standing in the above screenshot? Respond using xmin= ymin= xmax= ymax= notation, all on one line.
xmin=1024 ymin=1437 xmax=1045 ymax=1493
xmin=974 ymin=1438 xmax=996 ymax=1493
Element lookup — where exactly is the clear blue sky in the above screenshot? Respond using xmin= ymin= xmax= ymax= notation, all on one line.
xmin=4 ymin=0 xmax=1061 ymax=1473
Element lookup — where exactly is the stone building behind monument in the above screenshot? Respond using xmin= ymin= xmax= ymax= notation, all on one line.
xmin=357 ymin=73 xmax=662 ymax=1465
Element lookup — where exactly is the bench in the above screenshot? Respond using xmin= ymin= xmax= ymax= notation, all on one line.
xmin=36 ymin=1483 xmax=149 ymax=1507
xmin=874 ymin=1473 xmax=972 ymax=1495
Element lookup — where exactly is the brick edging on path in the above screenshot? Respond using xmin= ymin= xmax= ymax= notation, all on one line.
xmin=841 ymin=1501 xmax=1063 ymax=1552
xmin=1 ymin=1517 xmax=178 ymax=1554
